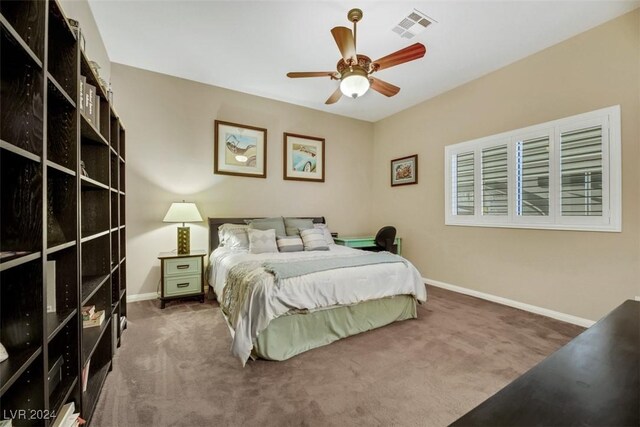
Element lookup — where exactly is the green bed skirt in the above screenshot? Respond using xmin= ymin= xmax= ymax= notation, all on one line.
xmin=252 ymin=295 xmax=417 ymax=361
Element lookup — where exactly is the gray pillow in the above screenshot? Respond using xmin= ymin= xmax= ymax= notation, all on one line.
xmin=300 ymin=228 xmax=329 ymax=251
xmin=247 ymin=228 xmax=278 ymax=254
xmin=314 ymin=223 xmax=335 ymax=245
xmin=246 ymin=217 xmax=286 ymax=237
xmin=276 ymin=236 xmax=304 ymax=252
xmin=284 ymin=217 xmax=315 ymax=236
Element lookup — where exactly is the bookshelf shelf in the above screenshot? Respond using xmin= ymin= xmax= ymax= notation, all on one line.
xmin=49 ymin=375 xmax=77 ymax=416
xmin=0 ymin=0 xmax=45 ymax=60
xmin=80 ymin=113 xmax=108 ymax=146
xmin=81 ymin=274 xmax=110 ymax=305
xmin=1 ymin=25 xmax=44 ymax=157
xmin=80 ymin=229 xmax=110 ymax=244
xmin=1 ymin=0 xmax=126 ymax=422
xmin=47 ymin=72 xmax=76 ymax=108
xmin=47 ymin=240 xmax=76 ymax=255
xmin=47 ymin=308 xmax=77 ymax=342
xmin=0 ymin=13 xmax=43 ymax=67
xmin=81 ymin=174 xmax=109 ymax=190
xmin=82 ymin=354 xmax=110 ymax=420
xmin=0 ymin=139 xmax=41 ymax=163
xmin=0 ymin=251 xmax=41 ymax=272
xmin=0 ymin=346 xmax=41 ymax=395
xmin=82 ymin=316 xmax=111 ymax=364
xmin=47 ymin=159 xmax=76 ymax=177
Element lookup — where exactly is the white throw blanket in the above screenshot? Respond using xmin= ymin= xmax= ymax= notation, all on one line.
xmin=209 ymin=244 xmax=427 ymax=365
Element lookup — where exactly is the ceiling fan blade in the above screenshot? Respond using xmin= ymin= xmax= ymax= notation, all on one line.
xmin=372 ymin=43 xmax=426 ymax=71
xmin=331 ymin=26 xmax=357 ymax=63
xmin=325 ymin=87 xmax=342 ymax=105
xmin=287 ymin=72 xmax=336 ymax=78
xmin=370 ymin=78 xmax=400 ymax=97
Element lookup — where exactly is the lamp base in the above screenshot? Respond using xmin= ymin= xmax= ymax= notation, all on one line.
xmin=177 ymin=226 xmax=190 ymax=254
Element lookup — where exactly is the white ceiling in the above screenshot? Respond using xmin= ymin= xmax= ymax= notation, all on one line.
xmin=88 ymin=0 xmax=639 ymax=122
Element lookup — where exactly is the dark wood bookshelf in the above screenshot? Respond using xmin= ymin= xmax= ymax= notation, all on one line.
xmin=81 ymin=274 xmax=110 ymax=306
xmin=0 ymin=1 xmax=126 ymax=424
xmin=46 ymin=309 xmax=77 ymax=343
xmin=0 ymin=0 xmax=45 ymax=62
xmin=0 ymin=346 xmax=42 ymax=396
xmin=0 ymin=23 xmax=44 ymax=156
xmin=82 ymin=314 xmax=111 ymax=364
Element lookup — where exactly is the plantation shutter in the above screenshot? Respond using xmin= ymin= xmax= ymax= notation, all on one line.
xmin=453 ymin=152 xmax=474 ymax=215
xmin=560 ymin=126 xmax=603 ymax=216
xmin=516 ymin=136 xmax=550 ymax=216
xmin=481 ymin=144 xmax=508 ymax=215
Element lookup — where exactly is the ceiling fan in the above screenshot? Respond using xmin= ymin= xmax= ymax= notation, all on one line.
xmin=287 ymin=8 xmax=427 ymax=105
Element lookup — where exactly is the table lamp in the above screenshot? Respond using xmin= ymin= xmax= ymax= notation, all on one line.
xmin=163 ymin=201 xmax=203 ymax=254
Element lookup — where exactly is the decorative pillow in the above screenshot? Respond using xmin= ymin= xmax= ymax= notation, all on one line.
xmin=218 ymin=223 xmax=249 ymax=249
xmin=284 ymin=217 xmax=314 ymax=236
xmin=314 ymin=223 xmax=335 ymax=245
xmin=276 ymin=235 xmax=304 ymax=252
xmin=247 ymin=228 xmax=278 ymax=254
xmin=300 ymin=228 xmax=329 ymax=251
xmin=246 ymin=217 xmax=286 ymax=237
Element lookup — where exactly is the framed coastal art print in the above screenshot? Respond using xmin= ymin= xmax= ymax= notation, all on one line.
xmin=214 ymin=120 xmax=267 ymax=178
xmin=283 ymin=133 xmax=325 ymax=182
xmin=391 ymin=154 xmax=418 ymax=186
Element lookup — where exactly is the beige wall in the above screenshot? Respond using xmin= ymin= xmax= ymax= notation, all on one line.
xmin=372 ymin=10 xmax=640 ymax=321
xmin=109 ymin=64 xmax=374 ymax=296
xmin=60 ymin=0 xmax=111 ymax=82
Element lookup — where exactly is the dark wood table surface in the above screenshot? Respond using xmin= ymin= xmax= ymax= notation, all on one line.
xmin=451 ymin=299 xmax=640 ymax=427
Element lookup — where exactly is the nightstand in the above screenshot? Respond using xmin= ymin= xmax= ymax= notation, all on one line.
xmin=158 ymin=250 xmax=206 ymax=309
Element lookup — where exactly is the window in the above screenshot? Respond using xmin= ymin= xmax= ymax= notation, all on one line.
xmin=445 ymin=106 xmax=621 ymax=232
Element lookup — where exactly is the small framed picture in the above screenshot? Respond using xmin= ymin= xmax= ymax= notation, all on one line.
xmin=283 ymin=133 xmax=325 ymax=182
xmin=214 ymin=120 xmax=267 ymax=178
xmin=391 ymin=154 xmax=418 ymax=186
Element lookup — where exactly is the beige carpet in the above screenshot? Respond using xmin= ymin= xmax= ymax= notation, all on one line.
xmin=92 ymin=287 xmax=583 ymax=427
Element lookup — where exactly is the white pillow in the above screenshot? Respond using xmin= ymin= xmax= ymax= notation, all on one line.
xmin=314 ymin=223 xmax=335 ymax=245
xmin=218 ymin=223 xmax=249 ymax=249
xmin=248 ymin=228 xmax=278 ymax=254
xmin=300 ymin=228 xmax=329 ymax=251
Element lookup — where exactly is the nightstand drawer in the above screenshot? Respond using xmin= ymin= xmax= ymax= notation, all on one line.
xmin=165 ymin=275 xmax=201 ymax=297
xmin=164 ymin=257 xmax=201 ymax=276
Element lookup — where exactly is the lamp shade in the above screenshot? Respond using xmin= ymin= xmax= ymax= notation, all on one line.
xmin=340 ymin=68 xmax=370 ymax=99
xmin=163 ymin=202 xmax=203 ymax=223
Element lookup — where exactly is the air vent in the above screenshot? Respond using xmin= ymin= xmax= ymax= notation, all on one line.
xmin=392 ymin=9 xmax=436 ymax=39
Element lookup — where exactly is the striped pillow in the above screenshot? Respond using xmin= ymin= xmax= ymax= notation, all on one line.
xmin=300 ymin=228 xmax=329 ymax=251
xmin=276 ymin=236 xmax=304 ymax=252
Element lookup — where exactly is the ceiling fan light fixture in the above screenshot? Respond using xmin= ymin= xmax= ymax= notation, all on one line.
xmin=340 ymin=67 xmax=370 ymax=98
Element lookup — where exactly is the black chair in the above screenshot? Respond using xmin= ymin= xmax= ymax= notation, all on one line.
xmin=371 ymin=226 xmax=398 ymax=254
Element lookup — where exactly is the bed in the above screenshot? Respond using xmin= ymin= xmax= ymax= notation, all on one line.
xmin=208 ymin=217 xmax=427 ymax=365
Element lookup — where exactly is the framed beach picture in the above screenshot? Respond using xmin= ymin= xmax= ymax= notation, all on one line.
xmin=391 ymin=154 xmax=418 ymax=186
xmin=283 ymin=133 xmax=325 ymax=182
xmin=214 ymin=120 xmax=267 ymax=178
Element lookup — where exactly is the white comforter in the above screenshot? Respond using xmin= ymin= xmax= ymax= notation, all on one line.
xmin=209 ymin=244 xmax=427 ymax=364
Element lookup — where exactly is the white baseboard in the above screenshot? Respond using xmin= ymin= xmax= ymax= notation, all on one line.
xmin=424 ymin=277 xmax=595 ymax=328
xmin=127 ymin=292 xmax=157 ymax=302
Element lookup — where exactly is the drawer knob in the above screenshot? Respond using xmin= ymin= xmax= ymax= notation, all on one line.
xmin=177 ymin=265 xmax=189 ymax=269
xmin=177 ymin=283 xmax=190 ymax=288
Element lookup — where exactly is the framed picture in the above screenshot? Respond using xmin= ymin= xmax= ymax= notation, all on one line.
xmin=283 ymin=133 xmax=325 ymax=182
xmin=391 ymin=154 xmax=418 ymax=186
xmin=214 ymin=120 xmax=267 ymax=178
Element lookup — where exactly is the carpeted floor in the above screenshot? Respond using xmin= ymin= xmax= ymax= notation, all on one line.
xmin=92 ymin=286 xmax=583 ymax=427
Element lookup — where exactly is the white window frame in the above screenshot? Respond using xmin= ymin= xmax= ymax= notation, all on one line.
xmin=444 ymin=105 xmax=621 ymax=232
